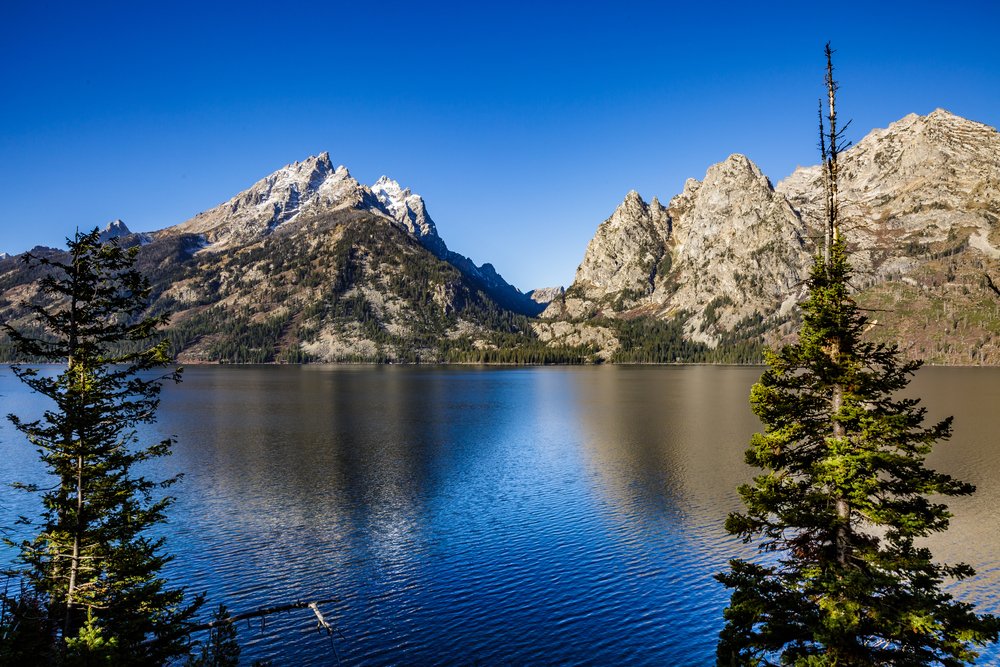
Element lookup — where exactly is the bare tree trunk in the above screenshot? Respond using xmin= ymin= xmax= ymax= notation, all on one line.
xmin=825 ymin=43 xmax=840 ymax=246
xmin=823 ymin=43 xmax=850 ymax=568
xmin=63 ymin=247 xmax=83 ymax=641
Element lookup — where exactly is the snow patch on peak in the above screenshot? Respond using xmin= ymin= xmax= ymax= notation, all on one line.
xmin=169 ymin=152 xmax=368 ymax=245
xmin=372 ymin=175 xmax=402 ymax=191
xmin=370 ymin=176 xmax=410 ymax=212
xmin=368 ymin=176 xmax=440 ymax=245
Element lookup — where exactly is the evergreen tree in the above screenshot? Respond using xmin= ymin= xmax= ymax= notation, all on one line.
xmin=1 ymin=229 xmax=201 ymax=664
xmin=186 ymin=604 xmax=241 ymax=667
xmin=716 ymin=46 xmax=999 ymax=665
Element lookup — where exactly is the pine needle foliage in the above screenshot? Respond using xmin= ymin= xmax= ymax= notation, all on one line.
xmin=716 ymin=46 xmax=999 ymax=666
xmin=2 ymin=228 xmax=201 ymax=664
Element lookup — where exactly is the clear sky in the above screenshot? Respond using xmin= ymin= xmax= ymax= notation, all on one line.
xmin=2 ymin=1 xmax=998 ymax=290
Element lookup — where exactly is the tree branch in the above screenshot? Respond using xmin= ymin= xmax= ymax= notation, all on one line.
xmin=185 ymin=598 xmax=339 ymax=633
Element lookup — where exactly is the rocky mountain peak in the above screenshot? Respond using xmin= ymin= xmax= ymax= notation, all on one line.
xmin=675 ymin=154 xmax=792 ymax=256
xmin=546 ymin=109 xmax=999 ymax=360
xmin=622 ymin=189 xmax=644 ymax=204
xmin=705 ymin=154 xmax=772 ymax=190
xmin=548 ymin=152 xmax=809 ymax=342
xmin=545 ymin=190 xmax=671 ymax=318
xmin=372 ymin=175 xmax=409 ymax=197
xmin=99 ymin=219 xmax=131 ymax=242
xmin=369 ymin=175 xmax=441 ymax=248
xmin=659 ymin=153 xmax=807 ymax=344
xmin=155 ymin=153 xmax=537 ymax=316
xmin=167 ymin=153 xmax=369 ymax=247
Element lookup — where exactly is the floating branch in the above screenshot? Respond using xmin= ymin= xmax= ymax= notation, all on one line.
xmin=185 ymin=598 xmax=339 ymax=633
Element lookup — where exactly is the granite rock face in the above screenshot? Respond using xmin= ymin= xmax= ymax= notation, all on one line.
xmin=550 ymin=110 xmax=1000 ymax=361
xmin=527 ymin=286 xmax=565 ymax=306
xmin=546 ymin=155 xmax=808 ymax=346
xmin=544 ymin=191 xmax=670 ymax=319
xmin=777 ymin=109 xmax=1000 ymax=282
xmin=664 ymin=154 xmax=808 ymax=345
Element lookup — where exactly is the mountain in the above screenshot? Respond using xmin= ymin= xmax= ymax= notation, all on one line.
xmin=163 ymin=152 xmax=540 ymax=316
xmin=98 ymin=219 xmax=133 ymax=242
xmin=545 ymin=109 xmax=1000 ymax=364
xmin=549 ymin=190 xmax=670 ymax=319
xmin=2 ymin=110 xmax=997 ymax=365
xmin=0 ymin=156 xmax=572 ymax=363
xmin=168 ymin=153 xmax=372 ymax=247
xmin=777 ymin=109 xmax=1000 ymax=281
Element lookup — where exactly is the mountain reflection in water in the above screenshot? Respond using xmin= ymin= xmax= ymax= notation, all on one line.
xmin=1 ymin=365 xmax=997 ymax=665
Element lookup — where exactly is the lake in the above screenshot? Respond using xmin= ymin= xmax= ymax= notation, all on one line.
xmin=2 ymin=365 xmax=999 ymax=665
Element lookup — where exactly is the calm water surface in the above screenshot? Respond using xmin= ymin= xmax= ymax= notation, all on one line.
xmin=2 ymin=365 xmax=999 ymax=665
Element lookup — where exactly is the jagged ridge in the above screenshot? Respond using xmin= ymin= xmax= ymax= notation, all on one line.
xmin=546 ymin=110 xmax=1000 ymax=364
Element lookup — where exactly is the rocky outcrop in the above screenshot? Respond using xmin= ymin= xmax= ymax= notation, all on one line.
xmin=531 ymin=320 xmax=619 ymax=361
xmin=664 ymin=154 xmax=808 ymax=345
xmin=777 ymin=109 xmax=1000 ymax=283
xmin=544 ymin=191 xmax=670 ymax=318
xmin=527 ymin=286 xmax=564 ymax=306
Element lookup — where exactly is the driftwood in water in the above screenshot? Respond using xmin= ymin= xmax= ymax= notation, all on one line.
xmin=186 ymin=598 xmax=339 ymax=633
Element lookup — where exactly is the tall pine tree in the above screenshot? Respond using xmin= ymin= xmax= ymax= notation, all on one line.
xmin=716 ymin=45 xmax=999 ymax=666
xmin=2 ymin=229 xmax=201 ymax=664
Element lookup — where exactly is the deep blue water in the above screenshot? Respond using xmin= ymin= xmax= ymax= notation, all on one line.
xmin=2 ymin=365 xmax=998 ymax=665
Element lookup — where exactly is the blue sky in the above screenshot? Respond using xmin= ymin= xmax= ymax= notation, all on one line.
xmin=2 ymin=1 xmax=998 ymax=290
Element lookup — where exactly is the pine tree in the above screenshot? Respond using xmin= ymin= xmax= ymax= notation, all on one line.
xmin=716 ymin=45 xmax=1000 ymax=666
xmin=2 ymin=229 xmax=201 ymax=664
xmin=185 ymin=604 xmax=241 ymax=667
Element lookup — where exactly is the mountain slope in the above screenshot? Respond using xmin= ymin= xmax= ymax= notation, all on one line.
xmin=155 ymin=208 xmax=529 ymax=362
